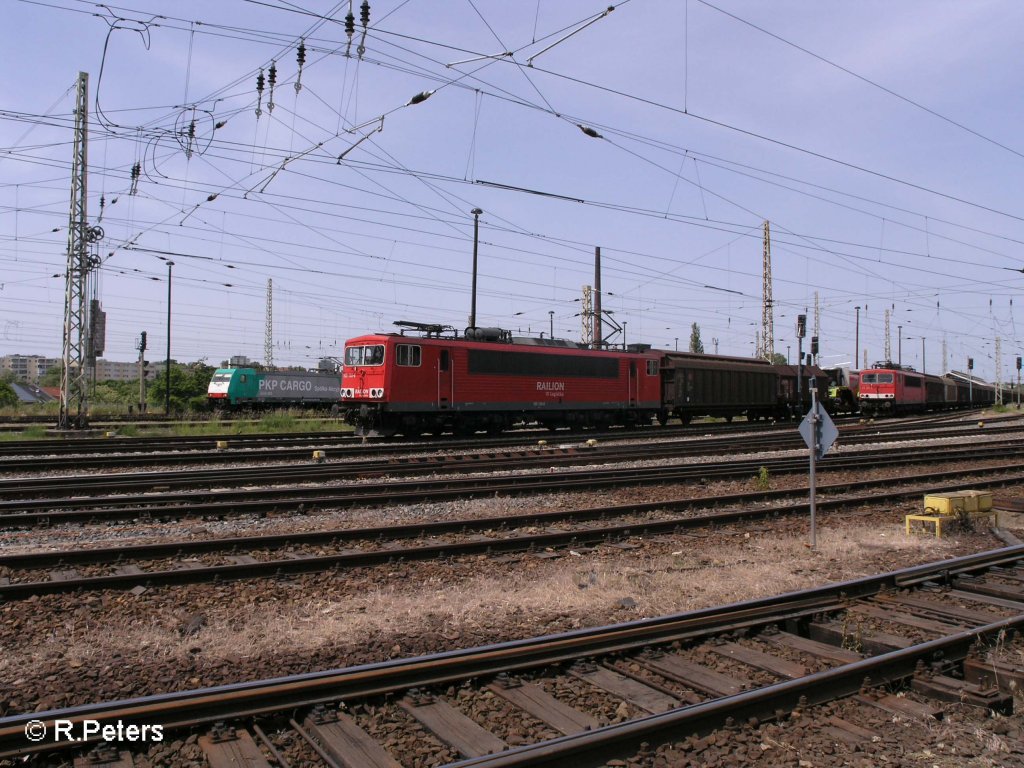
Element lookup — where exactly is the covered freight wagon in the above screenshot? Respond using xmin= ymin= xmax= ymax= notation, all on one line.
xmin=659 ymin=352 xmax=777 ymax=423
xmin=207 ymin=367 xmax=342 ymax=409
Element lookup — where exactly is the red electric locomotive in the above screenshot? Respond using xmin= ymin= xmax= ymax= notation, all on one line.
xmin=858 ymin=366 xmax=925 ymax=416
xmin=341 ymin=322 xmax=662 ymax=436
xmin=858 ymin=363 xmax=995 ymax=416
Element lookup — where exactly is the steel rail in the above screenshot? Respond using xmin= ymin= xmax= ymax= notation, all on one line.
xmin=0 ymin=420 xmax=753 ymax=459
xmin=3 ymin=421 xmax=1020 ymax=501
xmin=449 ymin=612 xmax=1024 ymax=767
xmin=2 ymin=545 xmax=1021 ymax=759
xmin=1 ymin=443 xmax=1023 ymax=529
xmin=0 ymin=421 xmax=872 ymax=474
xmin=0 ymin=412 xmax=1006 ymax=470
xmin=4 ymin=466 xmax=1024 ymax=598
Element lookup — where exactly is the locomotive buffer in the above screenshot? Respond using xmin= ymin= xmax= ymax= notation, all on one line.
xmin=799 ymin=380 xmax=838 ymax=549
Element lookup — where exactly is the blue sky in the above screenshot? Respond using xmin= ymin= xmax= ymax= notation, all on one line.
xmin=3 ymin=0 xmax=1023 ymax=383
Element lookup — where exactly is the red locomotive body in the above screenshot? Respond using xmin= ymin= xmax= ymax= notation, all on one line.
xmin=858 ymin=364 xmax=995 ymax=416
xmin=858 ymin=367 xmax=929 ymax=416
xmin=341 ymin=329 xmax=662 ymax=435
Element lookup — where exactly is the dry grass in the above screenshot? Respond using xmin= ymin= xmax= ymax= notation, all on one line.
xmin=1 ymin=525 xmax=965 ymax=679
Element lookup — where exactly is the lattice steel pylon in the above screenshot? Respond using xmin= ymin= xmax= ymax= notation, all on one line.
xmin=884 ymin=309 xmax=891 ymax=364
xmin=580 ymin=285 xmax=594 ymax=347
xmin=757 ymin=220 xmax=774 ymax=361
xmin=59 ymin=72 xmax=97 ymax=430
xmin=265 ymin=278 xmax=274 ymax=368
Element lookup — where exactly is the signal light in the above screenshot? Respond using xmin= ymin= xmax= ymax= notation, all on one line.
xmin=968 ymin=357 xmax=974 ymax=370
xmin=810 ymin=336 xmax=819 ymax=355
xmin=1017 ymin=356 xmax=1021 ymax=371
xmin=796 ymin=314 xmax=806 ymax=338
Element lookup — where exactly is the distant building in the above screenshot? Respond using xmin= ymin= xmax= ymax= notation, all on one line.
xmin=0 ymin=354 xmax=157 ymax=384
xmin=92 ymin=358 xmax=158 ymax=382
xmin=0 ymin=355 xmax=59 ymax=384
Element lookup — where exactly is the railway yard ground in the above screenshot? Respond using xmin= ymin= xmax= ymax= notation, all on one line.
xmin=2 ymin=411 xmax=1024 ymax=767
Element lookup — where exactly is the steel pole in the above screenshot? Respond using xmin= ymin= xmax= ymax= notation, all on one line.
xmin=854 ymin=306 xmax=860 ymax=371
xmin=809 ymin=387 xmax=818 ymax=550
xmin=165 ymin=261 xmax=173 ymax=415
xmin=469 ymin=208 xmax=481 ymax=330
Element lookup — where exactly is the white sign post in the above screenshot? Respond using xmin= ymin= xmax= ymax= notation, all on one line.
xmin=798 ymin=381 xmax=838 ymax=549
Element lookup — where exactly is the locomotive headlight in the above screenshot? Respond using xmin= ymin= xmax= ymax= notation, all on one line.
xmin=370 ymin=388 xmax=384 ymax=398
xmin=341 ymin=388 xmax=354 ymax=398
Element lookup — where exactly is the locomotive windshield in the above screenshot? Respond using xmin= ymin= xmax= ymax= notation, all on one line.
xmin=861 ymin=373 xmax=893 ymax=384
xmin=345 ymin=344 xmax=385 ymax=366
xmin=211 ymin=372 xmax=232 ymax=382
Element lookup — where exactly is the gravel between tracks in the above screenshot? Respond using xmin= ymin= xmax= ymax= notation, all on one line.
xmin=3 ymin=427 xmax=1024 ymax=767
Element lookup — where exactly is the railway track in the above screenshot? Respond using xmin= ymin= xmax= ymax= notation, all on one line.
xmin=0 ymin=410 xmax=1003 ymax=471
xmin=1 ymin=420 xmax=1011 ymax=494
xmin=2 ymin=547 xmax=1022 ymax=766
xmin=2 ymin=461 xmax=1023 ymax=599
xmin=1 ymin=440 xmax=1023 ymax=527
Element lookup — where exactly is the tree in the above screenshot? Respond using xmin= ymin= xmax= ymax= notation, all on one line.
xmin=689 ymin=323 xmax=704 ymax=354
xmin=38 ymin=364 xmax=62 ymax=387
xmin=0 ymin=381 xmax=18 ymax=408
xmin=770 ymin=352 xmax=787 ymax=366
xmin=148 ymin=361 xmax=217 ymax=412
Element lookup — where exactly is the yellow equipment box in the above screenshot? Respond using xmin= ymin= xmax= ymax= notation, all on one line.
xmin=923 ymin=490 xmax=993 ymax=516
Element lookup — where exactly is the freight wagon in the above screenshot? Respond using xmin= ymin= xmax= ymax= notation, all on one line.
xmin=659 ymin=353 xmax=831 ymax=424
xmin=207 ymin=367 xmax=342 ymax=410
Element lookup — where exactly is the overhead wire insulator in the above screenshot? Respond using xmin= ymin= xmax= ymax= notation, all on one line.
xmin=267 ymin=60 xmax=277 ymax=113
xmin=295 ymin=39 xmax=306 ymax=93
xmin=358 ymin=0 xmax=370 ymax=58
xmin=184 ymin=117 xmax=197 ymax=159
xmin=345 ymin=10 xmax=355 ymax=56
xmin=129 ymin=161 xmax=141 ymax=195
xmin=255 ymin=68 xmax=265 ymax=118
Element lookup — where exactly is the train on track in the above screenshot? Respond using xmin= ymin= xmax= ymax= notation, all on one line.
xmin=207 ymin=367 xmax=342 ymax=410
xmin=339 ymin=322 xmax=831 ymax=436
xmin=858 ymin=363 xmax=995 ymax=417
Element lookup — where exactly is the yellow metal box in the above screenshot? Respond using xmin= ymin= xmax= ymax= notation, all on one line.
xmin=962 ymin=490 xmax=993 ymax=511
xmin=923 ymin=492 xmax=977 ymax=515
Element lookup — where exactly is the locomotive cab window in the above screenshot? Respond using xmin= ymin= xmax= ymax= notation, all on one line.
xmin=239 ymin=374 xmax=247 ymax=383
xmin=440 ymin=350 xmax=450 ymax=372
xmin=396 ymin=344 xmax=421 ymax=367
xmin=646 ymin=360 xmax=659 ymax=376
xmin=345 ymin=344 xmax=385 ymax=366
xmin=905 ymin=376 xmax=922 ymax=388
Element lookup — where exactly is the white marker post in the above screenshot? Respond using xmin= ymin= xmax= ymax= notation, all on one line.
xmin=799 ymin=380 xmax=838 ymax=550
xmin=809 ymin=388 xmax=819 ymax=549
